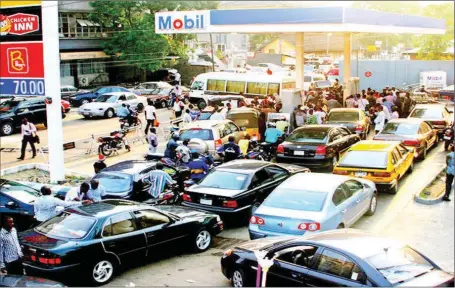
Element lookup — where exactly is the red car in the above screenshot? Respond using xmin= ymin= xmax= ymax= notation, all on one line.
xmin=61 ymin=100 xmax=70 ymax=114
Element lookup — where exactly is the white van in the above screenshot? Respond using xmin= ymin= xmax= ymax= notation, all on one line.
xmin=189 ymin=72 xmax=296 ymax=109
xmin=303 ymin=73 xmax=327 ymax=91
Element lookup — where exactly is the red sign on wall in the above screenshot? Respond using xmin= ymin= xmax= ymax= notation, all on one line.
xmin=365 ymin=71 xmax=372 ymax=78
xmin=0 ymin=42 xmax=43 ymax=77
xmin=0 ymin=13 xmax=39 ymax=35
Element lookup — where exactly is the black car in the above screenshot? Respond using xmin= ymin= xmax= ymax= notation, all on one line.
xmin=69 ymin=86 xmax=131 ymax=107
xmin=182 ymin=160 xmax=309 ymax=217
xmin=221 ymin=229 xmax=454 ymax=287
xmin=0 ymin=97 xmax=66 ymax=136
xmin=276 ymin=125 xmax=361 ymax=171
xmin=20 ymin=200 xmax=223 ymax=285
xmin=0 ymin=275 xmax=65 ymax=287
xmin=83 ymin=160 xmax=190 ymax=200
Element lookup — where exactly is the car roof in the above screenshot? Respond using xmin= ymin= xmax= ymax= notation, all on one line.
xmin=293 ymin=125 xmax=340 ymax=132
xmin=216 ymin=160 xmax=271 ymax=173
xmin=181 ymin=120 xmax=233 ymax=129
xmin=328 ymin=108 xmax=362 ymax=113
xmin=100 ymin=160 xmax=156 ymax=175
xmin=413 ymin=104 xmax=447 ymax=109
xmin=302 ymin=229 xmax=401 ymax=259
xmin=69 ymin=199 xmax=150 ymax=218
xmin=279 ymin=173 xmax=349 ymax=192
xmin=101 ymin=92 xmax=135 ymax=96
xmin=350 ymin=140 xmax=401 ymax=151
xmin=387 ymin=118 xmax=425 ymax=124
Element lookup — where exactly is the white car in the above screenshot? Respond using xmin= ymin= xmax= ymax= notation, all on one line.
xmin=132 ymin=81 xmax=173 ymax=96
xmin=78 ymin=92 xmax=143 ymax=118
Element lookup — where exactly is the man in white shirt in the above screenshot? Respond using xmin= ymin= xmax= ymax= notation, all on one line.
xmin=87 ymin=180 xmax=107 ymax=202
xmin=183 ymin=109 xmax=192 ymax=123
xmin=210 ymin=105 xmax=225 ymax=120
xmin=18 ymin=118 xmax=37 ymax=160
xmin=357 ymin=95 xmax=369 ymax=111
xmin=144 ymin=100 xmax=157 ymax=134
xmin=174 ymin=72 xmax=181 ymax=86
xmin=65 ymin=182 xmax=90 ymax=201
xmin=374 ymin=105 xmax=386 ymax=134
xmin=314 ymin=107 xmax=326 ymax=124
xmin=381 ymin=103 xmax=392 ymax=122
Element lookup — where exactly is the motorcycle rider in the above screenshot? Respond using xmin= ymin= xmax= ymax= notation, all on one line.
xmin=143 ymin=162 xmax=176 ymax=198
xmin=164 ymin=133 xmax=179 ymax=159
xmin=175 ymin=139 xmax=191 ymax=164
xmin=217 ymin=136 xmax=241 ymax=162
xmin=186 ymin=150 xmax=209 ymax=181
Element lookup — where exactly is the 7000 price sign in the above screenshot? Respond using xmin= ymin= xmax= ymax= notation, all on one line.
xmin=0 ymin=79 xmax=46 ymax=96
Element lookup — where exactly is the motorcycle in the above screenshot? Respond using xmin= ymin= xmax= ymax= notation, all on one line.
xmin=98 ymin=129 xmax=131 ymax=156
xmin=143 ymin=183 xmax=182 ymax=206
xmin=119 ymin=106 xmax=142 ymax=130
xmin=443 ymin=126 xmax=454 ymax=150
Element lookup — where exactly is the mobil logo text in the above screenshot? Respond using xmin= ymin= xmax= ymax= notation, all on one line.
xmin=7 ymin=47 xmax=29 ymax=74
xmin=157 ymin=13 xmax=206 ymax=31
xmin=0 ymin=13 xmax=39 ymax=35
xmin=427 ymin=76 xmax=443 ymax=81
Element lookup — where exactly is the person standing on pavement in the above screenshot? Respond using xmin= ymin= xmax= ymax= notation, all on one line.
xmin=87 ymin=180 xmax=107 ymax=202
xmin=17 ymin=118 xmax=37 ymax=160
xmin=93 ymin=154 xmax=107 ymax=174
xmin=0 ymin=217 xmax=23 ymax=275
xmin=374 ymin=104 xmax=386 ymax=134
xmin=443 ymin=144 xmax=454 ymax=201
xmin=146 ymin=127 xmax=159 ymax=158
xmin=357 ymin=95 xmax=369 ymax=112
xmin=144 ymin=100 xmax=157 ymax=135
xmin=173 ymin=98 xmax=184 ymax=118
xmin=402 ymin=92 xmax=413 ymax=118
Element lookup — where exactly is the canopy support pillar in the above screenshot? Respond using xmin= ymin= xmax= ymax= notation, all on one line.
xmin=295 ymin=32 xmax=304 ymax=90
xmin=343 ymin=32 xmax=352 ymax=106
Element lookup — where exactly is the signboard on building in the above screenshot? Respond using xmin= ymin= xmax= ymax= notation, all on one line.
xmin=0 ymin=0 xmax=44 ymax=96
xmin=155 ymin=10 xmax=210 ymax=34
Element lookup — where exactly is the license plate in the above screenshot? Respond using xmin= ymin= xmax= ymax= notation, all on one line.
xmin=83 ymin=112 xmax=90 ymax=116
xmin=444 ymin=136 xmax=451 ymax=140
xmin=355 ymin=172 xmax=367 ymax=177
xmin=200 ymin=199 xmax=212 ymax=205
xmin=294 ymin=151 xmax=305 ymax=156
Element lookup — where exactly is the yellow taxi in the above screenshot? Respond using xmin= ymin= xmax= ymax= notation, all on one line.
xmin=333 ymin=140 xmax=415 ymax=194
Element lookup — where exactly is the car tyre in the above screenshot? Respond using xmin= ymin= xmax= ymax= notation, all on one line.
xmin=231 ymin=268 xmax=247 ymax=288
xmin=0 ymin=122 xmax=14 ymax=136
xmin=365 ymin=193 xmax=377 ymax=216
xmin=83 ymin=115 xmax=90 ymax=119
xmin=197 ymin=100 xmax=207 ymax=110
xmin=419 ymin=146 xmax=427 ymax=160
xmin=407 ymin=160 xmax=414 ymax=174
xmin=160 ymin=100 xmax=167 ymax=109
xmin=88 ymin=258 xmax=116 ymax=286
xmin=193 ymin=228 xmax=212 ymax=253
xmin=105 ymin=109 xmax=115 ymax=119
xmin=329 ymin=155 xmax=339 ymax=172
xmin=389 ymin=181 xmax=398 ymax=194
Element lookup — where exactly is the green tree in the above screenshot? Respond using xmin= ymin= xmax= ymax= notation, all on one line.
xmin=249 ymin=33 xmax=279 ymax=51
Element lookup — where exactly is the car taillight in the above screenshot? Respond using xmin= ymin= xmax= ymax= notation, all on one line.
xmin=277 ymin=144 xmax=284 ymax=154
xmin=333 ymin=170 xmax=348 ymax=175
xmin=373 ymin=172 xmax=392 ymax=177
xmin=403 ymin=139 xmax=421 ymax=146
xmin=182 ymin=193 xmax=192 ymax=202
xmin=250 ymin=216 xmax=265 ymax=225
xmin=355 ymin=124 xmax=363 ymax=131
xmin=315 ymin=145 xmax=326 ymax=156
xmin=37 ymin=257 xmax=61 ymax=265
xmin=222 ymin=200 xmax=238 ymax=208
xmin=298 ymin=222 xmax=320 ymax=231
xmin=433 ymin=121 xmax=446 ymax=125
xmin=214 ymin=139 xmax=223 ymax=150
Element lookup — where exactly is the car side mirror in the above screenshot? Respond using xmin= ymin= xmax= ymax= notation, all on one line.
xmin=5 ymin=201 xmax=18 ymax=209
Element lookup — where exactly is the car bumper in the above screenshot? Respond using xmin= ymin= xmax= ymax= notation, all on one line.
xmin=248 ymin=228 xmax=310 ymax=240
xmin=374 ymin=179 xmax=398 ymax=190
xmin=69 ymin=99 xmax=81 ymax=107
xmin=276 ymin=155 xmax=332 ymax=168
xmin=182 ymin=201 xmax=251 ymax=215
xmin=78 ymin=110 xmax=105 ymax=117
xmin=24 ymin=262 xmax=80 ymax=273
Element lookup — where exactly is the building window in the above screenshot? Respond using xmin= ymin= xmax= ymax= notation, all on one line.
xmin=59 ymin=12 xmax=110 ymax=39
xmin=78 ymin=60 xmax=106 ymax=75
xmin=268 ymin=83 xmax=280 ymax=95
xmin=216 ymin=44 xmax=226 ymax=53
xmin=60 ymin=63 xmax=72 ymax=77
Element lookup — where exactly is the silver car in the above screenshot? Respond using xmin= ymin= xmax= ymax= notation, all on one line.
xmin=78 ymin=92 xmax=144 ymax=118
xmin=132 ymin=81 xmax=173 ymax=96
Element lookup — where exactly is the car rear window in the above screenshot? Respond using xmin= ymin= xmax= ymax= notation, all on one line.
xmin=263 ymin=188 xmax=327 ymax=212
xmin=381 ymin=123 xmax=420 ymax=135
xmin=366 ymin=246 xmax=434 ymax=285
xmin=328 ymin=111 xmax=359 ymax=122
xmin=180 ymin=129 xmax=214 ymax=141
xmin=198 ymin=171 xmax=248 ymax=190
xmin=338 ymin=151 xmax=389 ymax=169
xmin=409 ymin=108 xmax=443 ymax=119
xmin=287 ymin=129 xmax=328 ymax=143
xmin=94 ymin=173 xmax=132 ymax=193
xmin=35 ymin=212 xmax=96 ymax=239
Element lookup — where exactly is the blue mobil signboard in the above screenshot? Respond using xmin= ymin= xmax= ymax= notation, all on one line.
xmin=155 ymin=10 xmax=210 ymax=33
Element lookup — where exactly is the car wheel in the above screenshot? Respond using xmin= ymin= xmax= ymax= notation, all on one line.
xmin=231 ymin=268 xmax=246 ymax=288
xmin=83 ymin=115 xmax=90 ymax=119
xmin=160 ymin=100 xmax=167 ymax=109
xmin=105 ymin=109 xmax=114 ymax=119
xmin=365 ymin=193 xmax=377 ymax=216
xmin=0 ymin=122 xmax=14 ymax=136
xmin=81 ymin=99 xmax=89 ymax=105
xmin=407 ymin=160 xmax=414 ymax=174
xmin=197 ymin=100 xmax=207 ymax=110
xmin=89 ymin=258 xmax=116 ymax=286
xmin=419 ymin=146 xmax=427 ymax=160
xmin=389 ymin=181 xmax=398 ymax=195
xmin=193 ymin=228 xmax=212 ymax=252
xmin=329 ymin=155 xmax=339 ymax=172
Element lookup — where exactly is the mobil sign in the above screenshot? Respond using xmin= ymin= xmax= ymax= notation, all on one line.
xmin=155 ymin=10 xmax=210 ymax=34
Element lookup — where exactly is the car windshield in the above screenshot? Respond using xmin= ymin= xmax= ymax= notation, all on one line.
xmin=93 ymin=173 xmax=132 ymax=193
xmin=381 ymin=123 xmax=420 ymax=136
xmin=198 ymin=171 xmax=248 ymax=190
xmin=366 ymin=246 xmax=434 ymax=285
xmin=0 ymin=100 xmax=20 ymax=111
xmin=95 ymin=94 xmax=117 ymax=103
xmin=180 ymin=129 xmax=214 ymax=141
xmin=191 ymin=81 xmax=204 ymax=90
xmin=35 ymin=212 xmax=96 ymax=239
xmin=198 ymin=112 xmax=213 ymax=120
xmin=315 ymin=80 xmax=331 ymax=88
xmin=409 ymin=108 xmax=443 ymax=119
xmin=328 ymin=111 xmax=359 ymax=122
xmin=338 ymin=151 xmax=389 ymax=169
xmin=1 ymin=182 xmax=41 ymax=203
xmin=263 ymin=188 xmax=327 ymax=212
xmin=287 ymin=129 xmax=328 ymax=143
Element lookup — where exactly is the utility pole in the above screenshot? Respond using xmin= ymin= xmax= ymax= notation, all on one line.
xmin=210 ymin=33 xmax=215 ymax=72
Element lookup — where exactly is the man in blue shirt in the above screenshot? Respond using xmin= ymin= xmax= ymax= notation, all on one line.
xmin=116 ymin=103 xmax=130 ymax=118
xmin=143 ymin=162 xmax=175 ymax=198
xmin=217 ymin=136 xmax=241 ymax=162
xmin=164 ymin=133 xmax=179 ymax=159
xmin=186 ymin=151 xmax=209 ymax=181
xmin=264 ymin=126 xmax=283 ymax=144
xmin=443 ymin=144 xmax=454 ymax=201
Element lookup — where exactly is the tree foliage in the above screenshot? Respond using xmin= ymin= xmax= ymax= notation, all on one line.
xmin=249 ymin=34 xmax=279 ymax=51
xmin=89 ymin=0 xmax=219 ymax=72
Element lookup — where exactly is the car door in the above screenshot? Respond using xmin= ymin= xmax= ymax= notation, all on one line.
xmin=397 ymin=143 xmax=413 ymax=172
xmin=391 ymin=147 xmax=406 ymax=178
xmin=420 ymin=122 xmax=435 ymax=148
xmin=331 ymin=185 xmax=351 ymax=228
xmin=305 ymin=249 xmax=367 ymax=287
xmin=101 ymin=212 xmax=147 ymax=262
xmin=127 ymin=94 xmax=139 ymax=108
xmin=132 ymin=209 xmax=187 ymax=255
xmin=228 ymin=122 xmax=244 ymax=143
xmin=248 ymin=168 xmax=273 ymax=204
xmin=343 ymin=180 xmax=369 ymax=222
xmin=262 ymin=165 xmax=291 ymax=193
xmin=336 ymin=128 xmax=354 ymax=152
xmin=29 ymin=99 xmax=47 ymax=124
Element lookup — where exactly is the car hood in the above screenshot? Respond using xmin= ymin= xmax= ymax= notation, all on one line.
xmin=277 ymin=163 xmax=311 ymax=173
xmin=188 ymin=186 xmax=244 ymax=197
xmin=79 ymin=102 xmax=113 ymax=110
xmin=0 ymin=275 xmax=65 ymax=287
xmin=154 ymin=205 xmax=216 ymax=219
xmin=19 ymin=230 xmax=68 ymax=250
xmin=396 ymin=270 xmax=454 ymax=287
xmin=73 ymin=91 xmax=96 ymax=98
xmin=255 ymin=205 xmax=325 ymax=222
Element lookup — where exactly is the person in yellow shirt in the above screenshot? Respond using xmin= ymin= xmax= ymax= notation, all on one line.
xmin=238 ymin=134 xmax=251 ymax=156
xmin=275 ymin=119 xmax=289 ymax=133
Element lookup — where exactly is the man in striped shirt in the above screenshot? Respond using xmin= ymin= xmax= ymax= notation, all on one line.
xmin=0 ymin=217 xmax=23 ymax=275
xmin=143 ymin=162 xmax=175 ymax=198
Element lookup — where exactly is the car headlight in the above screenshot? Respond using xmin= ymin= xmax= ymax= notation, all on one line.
xmin=216 ymin=215 xmax=221 ymax=222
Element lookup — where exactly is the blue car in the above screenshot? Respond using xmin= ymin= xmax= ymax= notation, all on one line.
xmin=249 ymin=173 xmax=377 ymax=240
xmin=0 ymin=179 xmax=41 ymax=231
xmin=69 ymin=86 xmax=131 ymax=107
